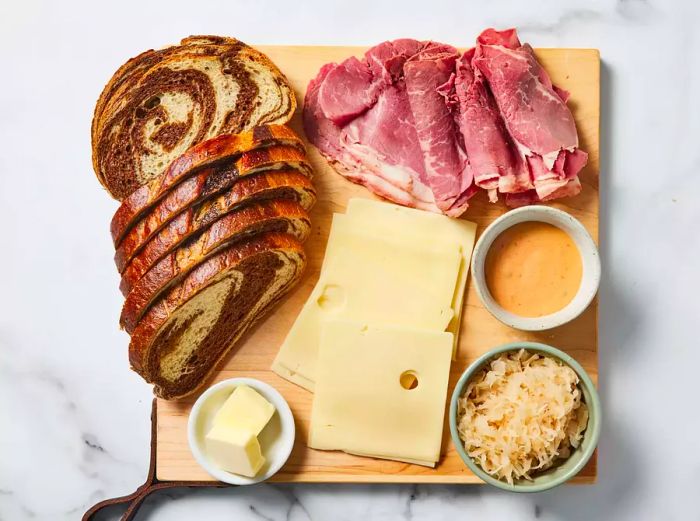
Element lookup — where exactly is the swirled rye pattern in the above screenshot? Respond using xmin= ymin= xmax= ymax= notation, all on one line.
xmin=91 ymin=37 xmax=313 ymax=399
xmin=92 ymin=36 xmax=296 ymax=200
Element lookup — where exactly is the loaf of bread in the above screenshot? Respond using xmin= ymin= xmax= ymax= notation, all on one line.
xmin=128 ymin=232 xmax=306 ymax=399
xmin=93 ymin=37 xmax=313 ymax=399
xmin=92 ymin=37 xmax=296 ymax=200
xmin=119 ymin=171 xmax=316 ymax=294
xmin=120 ymin=201 xmax=311 ymax=333
xmin=110 ymin=125 xmax=304 ymax=245
xmin=114 ymin=144 xmax=311 ymax=272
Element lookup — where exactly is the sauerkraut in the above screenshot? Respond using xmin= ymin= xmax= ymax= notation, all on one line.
xmin=457 ymin=349 xmax=589 ymax=484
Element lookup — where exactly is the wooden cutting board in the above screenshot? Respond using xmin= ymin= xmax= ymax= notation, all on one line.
xmin=156 ymin=45 xmax=600 ymax=484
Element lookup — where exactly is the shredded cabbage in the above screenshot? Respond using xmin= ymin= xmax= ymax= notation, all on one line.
xmin=457 ymin=349 xmax=589 ymax=484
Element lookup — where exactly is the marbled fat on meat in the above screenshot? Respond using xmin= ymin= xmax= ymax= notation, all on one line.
xmin=453 ymin=50 xmax=531 ymax=200
xmin=318 ymin=56 xmax=379 ymax=125
xmin=304 ymin=29 xmax=588 ymax=213
xmin=304 ymin=41 xmax=444 ymax=212
xmin=473 ymin=28 xmax=588 ymax=200
xmin=405 ymin=43 xmax=474 ymax=215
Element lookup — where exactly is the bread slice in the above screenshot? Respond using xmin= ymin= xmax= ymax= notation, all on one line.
xmin=120 ymin=201 xmax=311 ymax=333
xmin=128 ymin=232 xmax=305 ymax=399
xmin=92 ymin=36 xmax=296 ymax=200
xmin=119 ymin=170 xmax=316 ymax=294
xmin=110 ymin=125 xmax=305 ymax=245
xmin=114 ymin=145 xmax=311 ymax=272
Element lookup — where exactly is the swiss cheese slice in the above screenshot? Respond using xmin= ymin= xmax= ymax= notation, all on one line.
xmin=272 ymin=214 xmax=462 ymax=390
xmin=308 ymin=321 xmax=453 ymax=467
xmin=345 ymin=198 xmax=477 ymax=352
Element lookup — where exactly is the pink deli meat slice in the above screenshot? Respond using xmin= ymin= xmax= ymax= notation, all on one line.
xmin=473 ymin=28 xmax=587 ymax=200
xmin=303 ymin=53 xmax=440 ymax=212
xmin=365 ymin=39 xmax=426 ymax=82
xmin=318 ymin=39 xmax=428 ymax=128
xmin=453 ymin=49 xmax=531 ymax=200
xmin=342 ymin=82 xmax=438 ymax=207
xmin=317 ymin=56 xmax=380 ymax=126
xmin=304 ymin=31 xmax=588 ymax=213
xmin=404 ymin=43 xmax=474 ymax=215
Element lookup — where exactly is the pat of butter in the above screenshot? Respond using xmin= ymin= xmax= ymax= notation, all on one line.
xmin=205 ymin=424 xmax=265 ymax=477
xmin=213 ymin=385 xmax=275 ymax=435
xmin=204 ymin=385 xmax=276 ymax=478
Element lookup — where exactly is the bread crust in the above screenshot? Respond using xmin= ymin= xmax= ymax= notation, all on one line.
xmin=119 ymin=170 xmax=315 ymax=294
xmin=92 ymin=36 xmax=297 ymax=199
xmin=128 ymin=232 xmax=305 ymax=390
xmin=110 ymin=125 xmax=305 ymax=245
xmin=120 ymin=201 xmax=310 ymax=333
xmin=113 ymin=144 xmax=311 ymax=271
xmin=93 ymin=37 xmax=313 ymax=399
xmin=155 ymin=272 xmax=303 ymax=401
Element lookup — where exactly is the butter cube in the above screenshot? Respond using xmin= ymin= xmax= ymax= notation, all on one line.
xmin=213 ymin=385 xmax=275 ymax=435
xmin=205 ymin=424 xmax=265 ymax=477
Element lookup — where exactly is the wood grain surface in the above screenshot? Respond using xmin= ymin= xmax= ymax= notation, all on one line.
xmin=156 ymin=45 xmax=600 ymax=483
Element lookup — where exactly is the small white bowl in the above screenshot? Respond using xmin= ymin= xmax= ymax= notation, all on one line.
xmin=187 ymin=378 xmax=295 ymax=485
xmin=471 ymin=206 xmax=600 ymax=331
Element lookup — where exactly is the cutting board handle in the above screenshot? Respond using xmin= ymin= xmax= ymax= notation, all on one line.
xmin=82 ymin=399 xmax=228 ymax=521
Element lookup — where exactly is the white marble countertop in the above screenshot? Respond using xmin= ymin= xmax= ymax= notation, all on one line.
xmin=2 ymin=0 xmax=699 ymax=519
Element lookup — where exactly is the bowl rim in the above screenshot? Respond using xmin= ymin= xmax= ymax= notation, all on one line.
xmin=471 ymin=205 xmax=601 ymax=331
xmin=449 ymin=341 xmax=601 ymax=492
xmin=187 ymin=377 xmax=295 ymax=485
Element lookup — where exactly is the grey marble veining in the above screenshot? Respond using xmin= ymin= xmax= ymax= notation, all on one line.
xmin=1 ymin=0 xmax=699 ymax=519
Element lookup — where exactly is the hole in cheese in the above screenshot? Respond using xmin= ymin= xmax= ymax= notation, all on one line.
xmin=400 ymin=370 xmax=419 ymax=390
xmin=316 ymin=284 xmax=345 ymax=311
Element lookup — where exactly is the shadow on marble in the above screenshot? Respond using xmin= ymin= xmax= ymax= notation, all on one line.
xmin=525 ymin=417 xmax=642 ymax=520
xmin=596 ymin=61 xmax=646 ymax=360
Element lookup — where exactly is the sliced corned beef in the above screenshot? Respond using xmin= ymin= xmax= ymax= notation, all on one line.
xmin=473 ymin=28 xmax=588 ymax=201
xmin=303 ymin=41 xmax=440 ymax=212
xmin=404 ymin=42 xmax=474 ymax=215
xmin=453 ymin=49 xmax=531 ymax=201
xmin=366 ymin=39 xmax=425 ymax=82
xmin=303 ymin=29 xmax=588 ymax=214
xmin=303 ymin=63 xmax=345 ymax=160
xmin=342 ymin=82 xmax=436 ymax=205
xmin=318 ymin=56 xmax=381 ymax=126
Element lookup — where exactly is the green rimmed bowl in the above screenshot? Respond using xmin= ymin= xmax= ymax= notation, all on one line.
xmin=449 ymin=342 xmax=601 ymax=492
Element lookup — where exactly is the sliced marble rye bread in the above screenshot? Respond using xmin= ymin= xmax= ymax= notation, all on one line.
xmin=120 ymin=200 xmax=311 ymax=333
xmin=128 ymin=232 xmax=306 ymax=399
xmin=119 ymin=170 xmax=316 ymax=295
xmin=92 ymin=36 xmax=296 ymax=200
xmin=110 ymin=125 xmax=304 ymax=246
xmin=114 ymin=144 xmax=311 ymax=273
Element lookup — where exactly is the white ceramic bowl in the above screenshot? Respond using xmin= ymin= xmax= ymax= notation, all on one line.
xmin=187 ymin=378 xmax=295 ymax=485
xmin=471 ymin=206 xmax=600 ymax=331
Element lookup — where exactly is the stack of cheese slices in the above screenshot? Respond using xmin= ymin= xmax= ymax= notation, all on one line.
xmin=91 ymin=36 xmax=316 ymax=400
xmin=273 ymin=198 xmax=476 ymax=466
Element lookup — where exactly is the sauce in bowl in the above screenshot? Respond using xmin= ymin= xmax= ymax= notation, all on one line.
xmin=484 ymin=222 xmax=582 ymax=317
